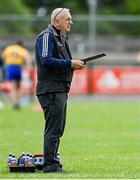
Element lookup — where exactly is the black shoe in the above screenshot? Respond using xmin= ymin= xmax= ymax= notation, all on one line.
xmin=55 ymin=167 xmax=67 ymax=173
xmin=43 ymin=167 xmax=67 ymax=173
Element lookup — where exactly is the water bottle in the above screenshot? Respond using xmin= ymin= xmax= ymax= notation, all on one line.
xmin=33 ymin=156 xmax=37 ymax=165
xmin=18 ymin=152 xmax=25 ymax=167
xmin=25 ymin=153 xmax=30 ymax=166
xmin=11 ymin=154 xmax=17 ymax=165
xmin=28 ymin=153 xmax=34 ymax=166
xmin=9 ymin=154 xmax=17 ymax=167
xmin=7 ymin=153 xmax=13 ymax=166
xmin=38 ymin=156 xmax=43 ymax=165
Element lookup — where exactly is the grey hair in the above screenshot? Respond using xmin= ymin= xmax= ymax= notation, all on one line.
xmin=51 ymin=8 xmax=70 ymax=24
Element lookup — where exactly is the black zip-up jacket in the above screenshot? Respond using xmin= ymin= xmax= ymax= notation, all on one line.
xmin=35 ymin=24 xmax=73 ymax=95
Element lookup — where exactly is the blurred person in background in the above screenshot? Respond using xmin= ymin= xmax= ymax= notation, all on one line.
xmin=35 ymin=8 xmax=85 ymax=173
xmin=0 ymin=55 xmax=5 ymax=109
xmin=1 ymin=40 xmax=31 ymax=110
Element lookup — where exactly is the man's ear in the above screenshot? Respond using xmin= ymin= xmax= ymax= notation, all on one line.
xmin=56 ymin=19 xmax=58 ymax=24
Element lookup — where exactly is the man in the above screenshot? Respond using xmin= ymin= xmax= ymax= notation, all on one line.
xmin=35 ymin=8 xmax=85 ymax=173
xmin=2 ymin=40 xmax=31 ymax=109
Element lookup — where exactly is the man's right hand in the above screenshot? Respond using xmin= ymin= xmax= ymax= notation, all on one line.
xmin=71 ymin=60 xmax=85 ymax=70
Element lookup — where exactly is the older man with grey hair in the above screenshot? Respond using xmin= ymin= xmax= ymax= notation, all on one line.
xmin=35 ymin=8 xmax=85 ymax=173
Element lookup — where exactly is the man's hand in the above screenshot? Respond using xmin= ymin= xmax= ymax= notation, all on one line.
xmin=71 ymin=60 xmax=85 ymax=70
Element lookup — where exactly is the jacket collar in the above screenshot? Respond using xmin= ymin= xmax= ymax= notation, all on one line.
xmin=48 ymin=24 xmax=60 ymax=37
xmin=47 ymin=24 xmax=67 ymax=39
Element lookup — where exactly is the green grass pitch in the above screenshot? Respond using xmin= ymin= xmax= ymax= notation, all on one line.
xmin=0 ymin=100 xmax=140 ymax=179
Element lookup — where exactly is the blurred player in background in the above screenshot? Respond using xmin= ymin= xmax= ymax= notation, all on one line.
xmin=0 ymin=55 xmax=5 ymax=109
xmin=1 ymin=40 xmax=31 ymax=109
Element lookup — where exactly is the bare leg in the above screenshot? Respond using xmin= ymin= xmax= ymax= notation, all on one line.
xmin=10 ymin=81 xmax=21 ymax=109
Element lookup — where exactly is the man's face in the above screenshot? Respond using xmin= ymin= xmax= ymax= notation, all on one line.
xmin=57 ymin=11 xmax=73 ymax=34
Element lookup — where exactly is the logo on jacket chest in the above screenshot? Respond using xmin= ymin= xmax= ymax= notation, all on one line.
xmin=57 ymin=41 xmax=63 ymax=47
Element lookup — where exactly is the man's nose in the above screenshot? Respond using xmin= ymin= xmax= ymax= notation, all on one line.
xmin=70 ymin=20 xmax=73 ymax=25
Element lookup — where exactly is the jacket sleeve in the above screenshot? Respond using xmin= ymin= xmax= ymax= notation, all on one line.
xmin=36 ymin=33 xmax=72 ymax=69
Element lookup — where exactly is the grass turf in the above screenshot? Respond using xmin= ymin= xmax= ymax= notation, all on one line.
xmin=0 ymin=100 xmax=140 ymax=179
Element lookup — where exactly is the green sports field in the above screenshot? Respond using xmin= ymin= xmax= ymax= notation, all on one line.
xmin=0 ymin=99 xmax=140 ymax=179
